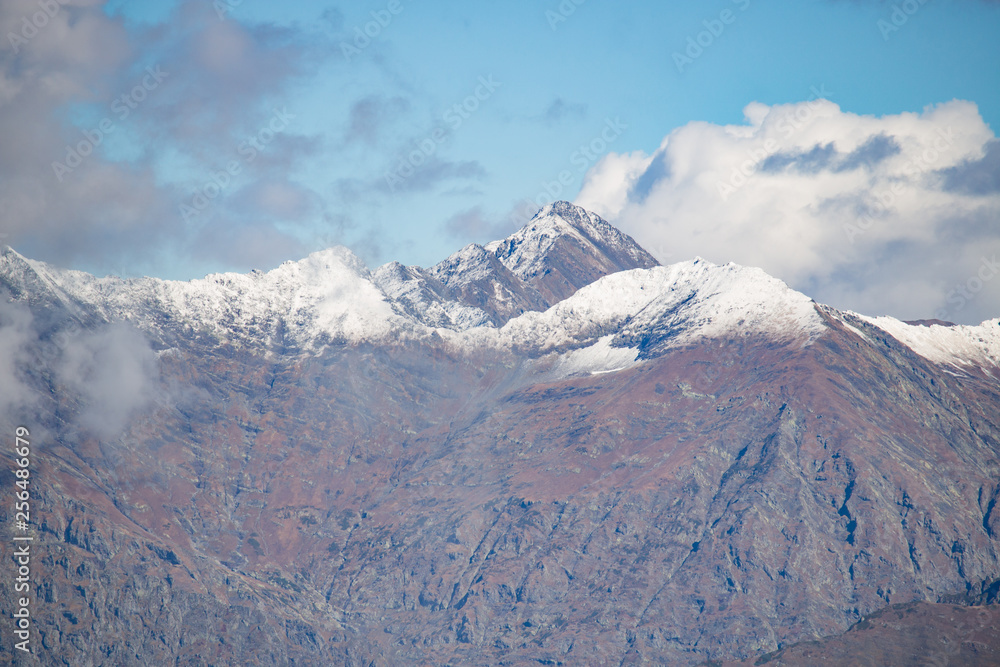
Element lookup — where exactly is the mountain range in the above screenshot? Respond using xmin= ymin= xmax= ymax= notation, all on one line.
xmin=1 ymin=201 xmax=998 ymax=665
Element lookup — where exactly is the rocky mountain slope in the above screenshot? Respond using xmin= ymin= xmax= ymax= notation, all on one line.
xmin=724 ymin=598 xmax=1000 ymax=666
xmin=0 ymin=202 xmax=998 ymax=665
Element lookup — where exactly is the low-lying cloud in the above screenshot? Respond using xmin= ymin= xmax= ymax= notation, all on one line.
xmin=0 ymin=295 xmax=158 ymax=440
xmin=0 ymin=300 xmax=37 ymax=417
xmin=58 ymin=324 xmax=159 ymax=439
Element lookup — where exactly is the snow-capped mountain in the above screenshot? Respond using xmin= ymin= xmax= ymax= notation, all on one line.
xmin=0 ymin=244 xmax=407 ymax=349
xmin=372 ymin=200 xmax=659 ymax=330
xmin=485 ymin=200 xmax=659 ymax=302
xmin=2 ymin=202 xmax=1000 ymax=666
xmin=1 ymin=201 xmax=659 ymax=346
xmin=858 ymin=313 xmax=1000 ymax=372
xmin=3 ymin=201 xmax=998 ymax=373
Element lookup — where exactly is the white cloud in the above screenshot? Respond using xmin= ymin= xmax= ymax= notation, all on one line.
xmin=58 ymin=324 xmax=158 ymax=439
xmin=576 ymin=99 xmax=1000 ymax=324
xmin=0 ymin=300 xmax=36 ymax=417
xmin=0 ymin=292 xmax=159 ymax=440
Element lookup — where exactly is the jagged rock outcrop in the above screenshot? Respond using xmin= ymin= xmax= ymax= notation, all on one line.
xmin=0 ymin=203 xmax=998 ymax=665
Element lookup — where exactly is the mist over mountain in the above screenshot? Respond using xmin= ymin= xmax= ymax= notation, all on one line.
xmin=1 ymin=202 xmax=998 ymax=665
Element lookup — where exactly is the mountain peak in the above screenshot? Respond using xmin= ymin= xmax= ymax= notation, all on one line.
xmin=266 ymin=245 xmax=372 ymax=282
xmin=1 ymin=245 xmax=26 ymax=260
xmin=428 ymin=243 xmax=497 ymax=287
xmin=528 ymin=200 xmax=607 ymax=229
xmin=484 ymin=200 xmax=659 ymax=304
xmin=373 ymin=203 xmax=661 ymax=330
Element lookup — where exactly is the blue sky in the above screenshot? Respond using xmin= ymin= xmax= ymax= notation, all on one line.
xmin=2 ymin=0 xmax=999 ymax=321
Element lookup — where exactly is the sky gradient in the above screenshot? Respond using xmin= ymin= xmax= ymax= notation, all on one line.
xmin=1 ymin=0 xmax=999 ymax=322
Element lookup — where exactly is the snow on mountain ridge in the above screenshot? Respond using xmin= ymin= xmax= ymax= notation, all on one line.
xmin=620 ymin=259 xmax=828 ymax=347
xmin=3 ymin=245 xmax=407 ymax=348
xmin=860 ymin=315 xmax=1000 ymax=370
xmin=4 ymin=202 xmax=998 ymax=373
xmin=428 ymin=243 xmax=504 ymax=287
xmin=486 ymin=208 xmax=587 ymax=281
xmin=370 ymin=201 xmax=659 ymax=332
xmin=371 ymin=260 xmax=493 ymax=330
xmin=2 ymin=240 xmax=826 ymax=363
xmin=474 ymin=258 xmax=826 ymax=356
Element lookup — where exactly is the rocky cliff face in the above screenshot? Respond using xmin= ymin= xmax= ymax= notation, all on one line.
xmin=1 ymin=202 xmax=998 ymax=665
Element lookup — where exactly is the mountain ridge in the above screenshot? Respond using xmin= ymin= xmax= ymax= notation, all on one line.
xmin=1 ymin=202 xmax=999 ymax=665
xmin=3 ymin=202 xmax=998 ymax=372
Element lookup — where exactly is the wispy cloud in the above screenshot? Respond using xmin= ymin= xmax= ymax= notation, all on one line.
xmin=0 ymin=294 xmax=159 ymax=439
xmin=536 ymin=98 xmax=588 ymax=126
xmin=377 ymin=158 xmax=487 ymax=194
xmin=0 ymin=300 xmax=36 ymax=417
xmin=342 ymin=95 xmax=411 ymax=146
xmin=0 ymin=0 xmax=333 ymax=276
xmin=443 ymin=205 xmax=520 ymax=243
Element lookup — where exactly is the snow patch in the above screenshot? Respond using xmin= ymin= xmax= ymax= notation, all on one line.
xmin=550 ymin=335 xmax=640 ymax=378
xmin=862 ymin=316 xmax=1000 ymax=369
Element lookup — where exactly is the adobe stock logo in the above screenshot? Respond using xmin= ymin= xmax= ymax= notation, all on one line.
xmin=673 ymin=0 xmax=752 ymax=74
xmin=51 ymin=66 xmax=169 ymax=183
xmin=935 ymin=255 xmax=999 ymax=322
xmin=877 ymin=0 xmax=932 ymax=41
xmin=546 ymin=0 xmax=587 ymax=31
xmin=214 ymin=0 xmax=243 ymax=20
xmin=843 ymin=126 xmax=955 ymax=244
xmin=6 ymin=0 xmax=72 ymax=54
xmin=179 ymin=108 xmax=295 ymax=222
xmin=340 ymin=0 xmax=407 ymax=62
xmin=508 ymin=117 xmax=628 ymax=227
xmin=383 ymin=76 xmax=501 ymax=193
xmin=715 ymin=85 xmax=832 ymax=202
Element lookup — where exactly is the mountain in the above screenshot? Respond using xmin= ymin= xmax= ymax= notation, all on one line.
xmin=723 ymin=599 xmax=1000 ymax=666
xmin=372 ymin=200 xmax=659 ymax=329
xmin=0 ymin=201 xmax=998 ymax=665
xmin=485 ymin=200 xmax=660 ymax=305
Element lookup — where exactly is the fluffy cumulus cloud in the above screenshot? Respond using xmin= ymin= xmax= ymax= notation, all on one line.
xmin=576 ymin=99 xmax=1000 ymax=324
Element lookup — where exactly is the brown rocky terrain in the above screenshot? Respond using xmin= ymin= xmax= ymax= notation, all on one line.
xmin=718 ymin=601 xmax=999 ymax=666
xmin=1 ymin=204 xmax=998 ymax=665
